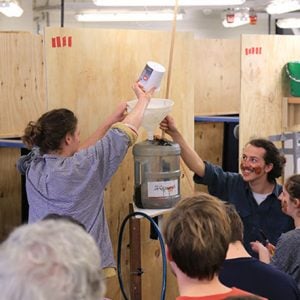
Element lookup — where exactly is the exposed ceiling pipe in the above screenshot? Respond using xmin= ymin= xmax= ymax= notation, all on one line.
xmin=61 ymin=0 xmax=64 ymax=27
xmin=33 ymin=2 xmax=98 ymax=12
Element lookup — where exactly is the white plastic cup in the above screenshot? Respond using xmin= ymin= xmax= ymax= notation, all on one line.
xmin=138 ymin=61 xmax=165 ymax=92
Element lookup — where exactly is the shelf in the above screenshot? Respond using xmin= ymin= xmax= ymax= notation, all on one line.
xmin=0 ymin=139 xmax=25 ymax=148
xmin=194 ymin=116 xmax=239 ymax=123
xmin=131 ymin=202 xmax=172 ymax=219
xmin=287 ymin=97 xmax=300 ymax=105
xmin=282 ymin=97 xmax=300 ymax=131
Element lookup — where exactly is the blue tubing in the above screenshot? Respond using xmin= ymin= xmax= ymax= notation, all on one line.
xmin=117 ymin=211 xmax=167 ymax=300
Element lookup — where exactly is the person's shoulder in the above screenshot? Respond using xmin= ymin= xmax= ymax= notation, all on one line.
xmin=254 ymin=257 xmax=299 ymax=294
xmin=223 ymin=257 xmax=272 ymax=277
xmin=222 ymin=258 xmax=299 ymax=299
xmin=224 ymin=257 xmax=293 ymax=283
xmin=230 ymin=287 xmax=261 ymax=297
xmin=280 ymin=228 xmax=300 ymax=239
xmin=17 ymin=147 xmax=41 ymax=174
xmin=254 ymin=258 xmax=294 ymax=279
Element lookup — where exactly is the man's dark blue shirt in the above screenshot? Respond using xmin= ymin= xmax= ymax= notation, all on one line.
xmin=194 ymin=162 xmax=294 ymax=256
xmin=220 ymin=257 xmax=300 ymax=300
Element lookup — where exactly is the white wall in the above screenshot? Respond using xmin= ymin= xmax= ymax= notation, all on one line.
xmin=0 ymin=1 xmax=34 ymax=32
xmin=0 ymin=1 xmax=275 ymax=38
xmin=38 ymin=9 xmax=273 ymax=39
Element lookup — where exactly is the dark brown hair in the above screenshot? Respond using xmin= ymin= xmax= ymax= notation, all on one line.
xmin=224 ymin=202 xmax=244 ymax=243
xmin=163 ymin=193 xmax=231 ymax=280
xmin=248 ymin=138 xmax=286 ymax=182
xmin=285 ymin=174 xmax=300 ymax=203
xmin=22 ymin=108 xmax=77 ymax=154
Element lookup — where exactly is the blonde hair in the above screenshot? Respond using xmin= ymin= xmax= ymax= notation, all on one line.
xmin=163 ymin=193 xmax=231 ymax=280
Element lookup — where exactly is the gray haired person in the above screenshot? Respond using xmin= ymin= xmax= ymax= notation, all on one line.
xmin=0 ymin=219 xmax=105 ymax=300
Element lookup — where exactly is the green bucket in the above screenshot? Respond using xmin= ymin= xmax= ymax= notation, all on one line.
xmin=286 ymin=61 xmax=300 ymax=97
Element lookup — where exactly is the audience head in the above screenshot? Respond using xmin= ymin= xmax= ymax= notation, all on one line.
xmin=0 ymin=219 xmax=105 ymax=300
xmin=279 ymin=174 xmax=300 ymax=217
xmin=163 ymin=192 xmax=231 ymax=280
xmin=224 ymin=202 xmax=244 ymax=243
xmin=43 ymin=213 xmax=86 ymax=230
xmin=22 ymin=108 xmax=78 ymax=154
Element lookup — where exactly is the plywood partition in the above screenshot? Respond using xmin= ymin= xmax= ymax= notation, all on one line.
xmin=0 ymin=149 xmax=21 ymax=242
xmin=44 ymin=27 xmax=194 ymax=299
xmin=194 ymin=122 xmax=224 ymax=193
xmin=282 ymin=97 xmax=300 ymax=131
xmin=0 ymin=32 xmax=46 ymax=137
xmin=0 ymin=31 xmax=45 ymax=245
xmin=194 ymin=39 xmax=240 ymax=116
xmin=240 ymin=34 xmax=300 ymax=149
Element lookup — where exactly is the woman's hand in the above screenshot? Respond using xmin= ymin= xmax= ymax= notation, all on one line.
xmin=251 ymin=241 xmax=266 ymax=253
xmin=79 ymin=102 xmax=127 ymax=150
xmin=266 ymin=242 xmax=275 ymax=256
xmin=132 ymin=82 xmax=155 ymax=104
xmin=107 ymin=102 xmax=127 ymax=124
xmin=250 ymin=241 xmax=271 ymax=263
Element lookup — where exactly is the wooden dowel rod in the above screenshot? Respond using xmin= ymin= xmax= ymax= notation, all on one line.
xmin=162 ymin=0 xmax=178 ymax=139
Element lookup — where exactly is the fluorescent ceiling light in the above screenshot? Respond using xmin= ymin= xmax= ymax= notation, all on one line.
xmin=0 ymin=0 xmax=23 ymax=17
xmin=277 ymin=18 xmax=300 ymax=28
xmin=266 ymin=0 xmax=300 ymax=14
xmin=75 ymin=11 xmax=184 ymax=22
xmin=93 ymin=0 xmax=245 ymax=7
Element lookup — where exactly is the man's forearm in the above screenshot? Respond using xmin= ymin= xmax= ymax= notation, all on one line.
xmin=171 ymin=131 xmax=205 ymax=177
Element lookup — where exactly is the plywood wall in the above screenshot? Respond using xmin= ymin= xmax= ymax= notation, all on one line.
xmin=44 ymin=27 xmax=194 ymax=141
xmin=194 ymin=122 xmax=224 ymax=193
xmin=194 ymin=39 xmax=240 ymax=116
xmin=0 ymin=31 xmax=45 ymax=243
xmin=44 ymin=27 xmax=194 ymax=299
xmin=0 ymin=149 xmax=21 ymax=241
xmin=240 ymin=34 xmax=300 ymax=149
xmin=4 ymin=30 xmax=300 ymax=299
xmin=0 ymin=32 xmax=46 ymax=138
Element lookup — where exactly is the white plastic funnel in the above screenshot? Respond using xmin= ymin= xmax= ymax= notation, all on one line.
xmin=127 ymin=98 xmax=174 ymax=140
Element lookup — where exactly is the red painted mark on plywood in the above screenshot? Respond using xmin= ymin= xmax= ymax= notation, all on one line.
xmin=245 ymin=47 xmax=262 ymax=55
xmin=52 ymin=37 xmax=56 ymax=48
xmin=56 ymin=36 xmax=61 ymax=47
xmin=51 ymin=36 xmax=73 ymax=48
